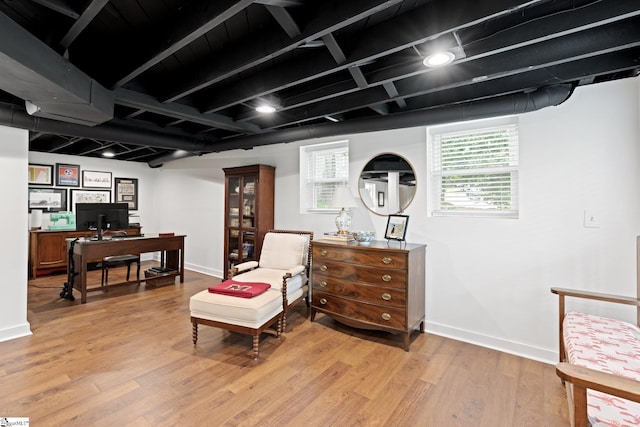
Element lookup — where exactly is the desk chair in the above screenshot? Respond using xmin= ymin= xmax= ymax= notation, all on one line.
xmin=100 ymin=231 xmax=141 ymax=291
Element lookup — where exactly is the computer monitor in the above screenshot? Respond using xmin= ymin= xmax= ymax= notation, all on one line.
xmin=75 ymin=203 xmax=129 ymax=239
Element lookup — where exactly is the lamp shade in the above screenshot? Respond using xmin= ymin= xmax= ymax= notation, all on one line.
xmin=330 ymin=186 xmax=357 ymax=208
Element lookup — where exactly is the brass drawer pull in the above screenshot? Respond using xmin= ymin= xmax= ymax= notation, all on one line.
xmin=381 ymin=293 xmax=391 ymax=301
xmin=320 ymin=249 xmax=327 ymax=256
xmin=382 ymin=274 xmax=392 ymax=282
xmin=320 ymin=265 xmax=328 ymax=272
xmin=320 ymin=281 xmax=327 ymax=287
xmin=381 ymin=313 xmax=391 ymax=321
xmin=382 ymin=257 xmax=392 ymax=264
xmin=319 ymin=298 xmax=327 ymax=305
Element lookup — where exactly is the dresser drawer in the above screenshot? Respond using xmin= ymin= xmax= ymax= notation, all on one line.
xmin=313 ymin=261 xmax=407 ymax=288
xmin=313 ymin=291 xmax=406 ymax=329
xmin=313 ymin=245 xmax=407 ymax=269
xmin=312 ymin=279 xmax=406 ymax=307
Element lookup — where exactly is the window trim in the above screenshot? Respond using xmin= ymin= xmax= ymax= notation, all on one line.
xmin=299 ymin=140 xmax=349 ymax=214
xmin=427 ymin=116 xmax=519 ymax=219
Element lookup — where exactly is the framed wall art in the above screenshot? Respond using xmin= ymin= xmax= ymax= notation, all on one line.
xmin=82 ymin=170 xmax=112 ymax=188
xmin=28 ymin=163 xmax=53 ymax=186
xmin=55 ymin=163 xmax=80 ymax=187
xmin=28 ymin=187 xmax=67 ymax=212
xmin=114 ymin=177 xmax=138 ymax=210
xmin=384 ymin=214 xmax=409 ymax=241
xmin=70 ymin=189 xmax=111 ymax=209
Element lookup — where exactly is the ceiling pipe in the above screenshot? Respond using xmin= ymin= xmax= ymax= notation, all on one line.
xmin=0 ymin=102 xmax=214 ymax=160
xmin=0 ymin=84 xmax=572 ymax=168
xmin=147 ymin=84 xmax=574 ymax=167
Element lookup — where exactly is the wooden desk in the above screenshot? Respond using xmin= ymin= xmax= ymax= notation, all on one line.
xmin=70 ymin=234 xmax=185 ymax=303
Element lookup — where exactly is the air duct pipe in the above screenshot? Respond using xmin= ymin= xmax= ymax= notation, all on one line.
xmin=147 ymin=84 xmax=574 ymax=167
xmin=0 ymin=103 xmax=213 ymax=157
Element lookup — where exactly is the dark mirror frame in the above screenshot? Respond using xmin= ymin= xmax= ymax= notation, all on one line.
xmin=358 ymin=153 xmax=417 ymax=216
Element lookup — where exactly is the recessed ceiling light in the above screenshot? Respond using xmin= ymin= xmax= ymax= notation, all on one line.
xmin=102 ymin=151 xmax=115 ymax=158
xmin=423 ymin=51 xmax=455 ymax=67
xmin=255 ymin=105 xmax=276 ymax=113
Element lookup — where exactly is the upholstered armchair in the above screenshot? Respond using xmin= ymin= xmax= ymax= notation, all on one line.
xmin=190 ymin=230 xmax=313 ymax=359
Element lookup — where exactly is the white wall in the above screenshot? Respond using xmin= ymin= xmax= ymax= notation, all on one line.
xmin=162 ymin=76 xmax=640 ymax=363
xmin=7 ymin=77 xmax=639 ymax=362
xmin=0 ymin=126 xmax=30 ymax=341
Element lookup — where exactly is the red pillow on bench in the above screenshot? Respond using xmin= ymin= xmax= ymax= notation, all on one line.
xmin=208 ymin=280 xmax=271 ymax=298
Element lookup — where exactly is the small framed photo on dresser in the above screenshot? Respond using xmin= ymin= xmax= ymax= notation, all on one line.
xmin=385 ymin=214 xmax=409 ymax=241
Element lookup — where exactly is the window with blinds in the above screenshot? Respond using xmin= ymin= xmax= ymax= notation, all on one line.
xmin=429 ymin=119 xmax=519 ymax=218
xmin=299 ymin=140 xmax=349 ymax=213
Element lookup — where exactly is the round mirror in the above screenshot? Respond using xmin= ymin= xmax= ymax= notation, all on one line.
xmin=358 ymin=153 xmax=416 ymax=215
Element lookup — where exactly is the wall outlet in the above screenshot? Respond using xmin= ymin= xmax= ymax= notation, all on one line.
xmin=584 ymin=210 xmax=600 ymax=228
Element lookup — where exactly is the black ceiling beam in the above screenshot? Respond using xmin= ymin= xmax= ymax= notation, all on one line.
xmin=113 ymin=0 xmax=254 ymax=88
xmin=239 ymin=3 xmax=640 ymax=125
xmin=162 ymin=0 xmax=403 ymax=103
xmin=114 ymin=88 xmax=261 ymax=133
xmin=30 ymin=0 xmax=79 ymax=19
xmin=250 ymin=22 xmax=640 ymax=130
xmin=402 ymin=51 xmax=640 ymax=112
xmin=265 ymin=4 xmax=301 ymax=38
xmin=59 ymin=0 xmax=108 ymax=49
xmin=198 ymin=0 xmax=550 ymax=115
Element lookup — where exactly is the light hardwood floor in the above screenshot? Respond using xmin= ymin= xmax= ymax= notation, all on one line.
xmin=2 ymin=265 xmax=570 ymax=426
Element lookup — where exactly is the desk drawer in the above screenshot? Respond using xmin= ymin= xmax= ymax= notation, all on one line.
xmin=313 ymin=291 xmax=406 ymax=329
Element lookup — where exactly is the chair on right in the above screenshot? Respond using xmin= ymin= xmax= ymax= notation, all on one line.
xmin=190 ymin=230 xmax=313 ymax=359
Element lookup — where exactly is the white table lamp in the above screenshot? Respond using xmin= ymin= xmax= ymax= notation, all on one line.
xmin=331 ymin=187 xmax=357 ymax=234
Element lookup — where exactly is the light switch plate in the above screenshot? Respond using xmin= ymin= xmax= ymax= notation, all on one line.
xmin=584 ymin=210 xmax=600 ymax=228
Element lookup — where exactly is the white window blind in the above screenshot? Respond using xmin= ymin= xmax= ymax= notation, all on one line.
xmin=299 ymin=140 xmax=349 ymax=212
xmin=430 ymin=120 xmax=519 ymax=218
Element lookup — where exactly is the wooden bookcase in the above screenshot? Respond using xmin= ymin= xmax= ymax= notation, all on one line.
xmin=223 ymin=165 xmax=274 ymax=278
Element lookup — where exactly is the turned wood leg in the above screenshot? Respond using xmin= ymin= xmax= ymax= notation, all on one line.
xmin=310 ymin=308 xmax=316 ymax=322
xmin=281 ymin=314 xmax=287 ymax=334
xmin=403 ymin=332 xmax=410 ymax=351
xmin=192 ymin=321 xmax=198 ymax=345
xmin=252 ymin=335 xmax=259 ymax=359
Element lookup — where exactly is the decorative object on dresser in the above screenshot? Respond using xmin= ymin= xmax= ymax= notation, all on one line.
xmin=385 ymin=214 xmax=409 ymax=241
xmin=330 ymin=186 xmax=357 ymax=234
xmin=223 ymin=165 xmax=275 ymax=278
xmin=190 ymin=230 xmax=313 ymax=359
xmin=311 ymin=239 xmax=426 ymax=350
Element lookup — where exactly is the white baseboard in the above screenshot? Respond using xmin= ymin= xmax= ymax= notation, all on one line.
xmin=425 ymin=321 xmax=557 ymax=365
xmin=182 ymin=263 xmax=222 ymax=280
xmin=0 ymin=322 xmax=32 ymax=343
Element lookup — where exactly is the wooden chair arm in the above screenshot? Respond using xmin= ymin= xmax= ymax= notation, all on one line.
xmin=556 ymin=362 xmax=640 ymax=427
xmin=557 ymin=362 xmax=640 ymax=402
xmin=551 ymin=287 xmax=640 ymax=306
xmin=228 ymin=261 xmax=259 ymax=278
xmin=284 ymin=265 xmax=305 ymax=277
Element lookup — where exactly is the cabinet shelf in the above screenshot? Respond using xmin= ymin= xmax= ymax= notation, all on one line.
xmin=223 ymin=165 xmax=274 ymax=278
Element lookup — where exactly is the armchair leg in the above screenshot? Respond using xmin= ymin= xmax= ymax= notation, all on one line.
xmin=252 ymin=335 xmax=259 ymax=359
xmin=192 ymin=321 xmax=198 ymax=345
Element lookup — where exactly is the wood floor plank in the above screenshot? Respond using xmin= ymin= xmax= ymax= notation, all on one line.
xmin=0 ymin=266 xmax=571 ymax=426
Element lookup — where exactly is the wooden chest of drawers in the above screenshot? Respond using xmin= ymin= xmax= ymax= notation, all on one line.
xmin=311 ymin=239 xmax=426 ymax=350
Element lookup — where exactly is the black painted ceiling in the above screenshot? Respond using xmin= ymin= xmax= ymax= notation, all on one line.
xmin=0 ymin=0 xmax=638 ymax=167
